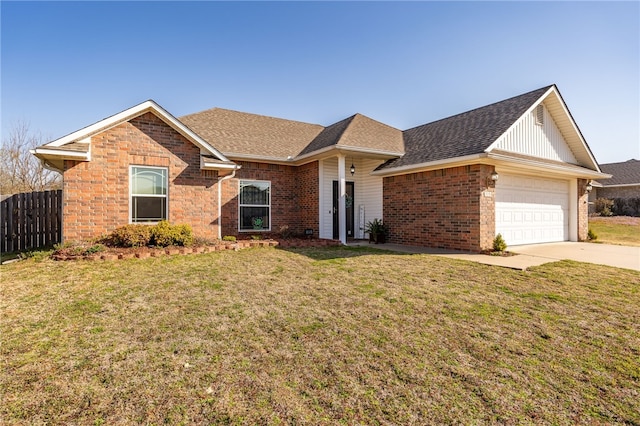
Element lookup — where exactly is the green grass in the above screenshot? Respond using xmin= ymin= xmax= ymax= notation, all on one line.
xmin=589 ymin=216 xmax=640 ymax=246
xmin=2 ymin=246 xmax=639 ymax=424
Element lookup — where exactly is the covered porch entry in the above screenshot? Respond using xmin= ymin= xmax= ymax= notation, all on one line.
xmin=319 ymin=154 xmax=385 ymax=244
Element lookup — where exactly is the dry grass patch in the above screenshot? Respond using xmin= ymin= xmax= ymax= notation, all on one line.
xmin=2 ymin=246 xmax=639 ymax=424
xmin=590 ymin=216 xmax=640 ymax=246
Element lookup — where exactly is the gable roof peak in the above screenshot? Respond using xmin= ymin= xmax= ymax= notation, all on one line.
xmin=404 ymin=84 xmax=555 ymax=133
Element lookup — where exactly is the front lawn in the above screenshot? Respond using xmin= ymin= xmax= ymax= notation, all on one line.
xmin=589 ymin=216 xmax=640 ymax=246
xmin=2 ymin=247 xmax=639 ymax=424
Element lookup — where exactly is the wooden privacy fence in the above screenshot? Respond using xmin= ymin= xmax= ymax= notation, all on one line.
xmin=1 ymin=190 xmax=62 ymax=253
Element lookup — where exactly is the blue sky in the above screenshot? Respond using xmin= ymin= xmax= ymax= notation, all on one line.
xmin=2 ymin=1 xmax=638 ymax=164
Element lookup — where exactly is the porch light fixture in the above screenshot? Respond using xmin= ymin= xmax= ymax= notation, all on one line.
xmin=585 ymin=181 xmax=593 ymax=193
xmin=350 ymin=162 xmax=355 ymax=176
xmin=487 ymin=171 xmax=499 ymax=185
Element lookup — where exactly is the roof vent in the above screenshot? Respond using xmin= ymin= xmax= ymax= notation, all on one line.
xmin=535 ymin=104 xmax=544 ymax=126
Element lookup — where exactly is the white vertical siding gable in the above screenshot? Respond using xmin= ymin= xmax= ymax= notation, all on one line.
xmin=491 ymin=103 xmax=578 ymax=164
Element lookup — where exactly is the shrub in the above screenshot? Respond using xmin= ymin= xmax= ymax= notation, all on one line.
xmin=151 ymin=221 xmax=193 ymax=247
xmin=612 ymin=197 xmax=640 ymax=217
xmin=587 ymin=228 xmax=597 ymax=241
xmin=493 ymin=234 xmax=507 ymax=252
xmin=222 ymin=235 xmax=237 ymax=242
xmin=110 ymin=225 xmax=152 ymax=247
xmin=594 ymin=198 xmax=614 ymax=216
xmin=279 ymin=225 xmax=294 ymax=239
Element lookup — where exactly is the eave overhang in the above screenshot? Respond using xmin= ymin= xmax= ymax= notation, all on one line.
xmin=30 ymin=146 xmax=91 ymax=173
xmin=371 ymin=152 xmax=611 ymax=180
xmin=225 ymin=145 xmax=403 ymax=167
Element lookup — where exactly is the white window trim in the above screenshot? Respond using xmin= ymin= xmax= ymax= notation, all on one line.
xmin=238 ymin=179 xmax=271 ymax=232
xmin=129 ymin=165 xmax=169 ymax=224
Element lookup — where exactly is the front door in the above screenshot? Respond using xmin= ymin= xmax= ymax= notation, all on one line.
xmin=332 ymin=181 xmax=354 ymax=239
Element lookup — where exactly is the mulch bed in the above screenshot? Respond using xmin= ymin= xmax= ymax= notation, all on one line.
xmin=51 ymin=238 xmax=342 ymax=261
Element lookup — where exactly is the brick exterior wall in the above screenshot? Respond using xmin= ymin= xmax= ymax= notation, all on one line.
xmin=578 ymin=178 xmax=590 ymax=241
xmin=383 ymin=164 xmax=496 ymax=252
xmin=62 ymin=112 xmax=219 ymax=241
xmin=220 ymin=161 xmax=319 ymax=238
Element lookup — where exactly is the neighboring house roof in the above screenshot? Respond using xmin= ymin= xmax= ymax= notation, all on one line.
xmin=32 ymin=100 xmax=237 ymax=173
xmin=598 ymin=159 xmax=640 ymax=186
xmin=180 ymin=108 xmax=404 ymax=162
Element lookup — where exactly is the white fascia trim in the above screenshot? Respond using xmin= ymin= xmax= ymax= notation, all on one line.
xmin=547 ymin=88 xmax=601 ymax=172
xmin=488 ymin=152 xmax=611 ymax=179
xmin=370 ymin=154 xmax=486 ymax=177
xmin=225 ymin=146 xmax=403 ymax=166
xmin=201 ymin=159 xmax=241 ymax=171
xmin=599 ymin=183 xmax=640 ymax=188
xmin=31 ymin=147 xmax=90 ymax=159
xmin=295 ymin=145 xmax=403 ymax=162
xmin=45 ymin=100 xmax=231 ymax=163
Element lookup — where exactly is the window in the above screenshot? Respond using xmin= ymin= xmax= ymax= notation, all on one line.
xmin=239 ymin=180 xmax=270 ymax=231
xmin=130 ymin=166 xmax=168 ymax=223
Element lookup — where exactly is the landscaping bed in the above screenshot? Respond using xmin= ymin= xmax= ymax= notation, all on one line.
xmin=51 ymin=238 xmax=341 ymax=261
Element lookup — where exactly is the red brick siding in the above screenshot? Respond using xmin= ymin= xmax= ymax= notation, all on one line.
xmin=383 ymin=164 xmax=496 ymax=252
xmin=578 ymin=178 xmax=589 ymax=241
xmin=62 ymin=112 xmax=219 ymax=241
xmin=220 ymin=161 xmax=319 ymax=238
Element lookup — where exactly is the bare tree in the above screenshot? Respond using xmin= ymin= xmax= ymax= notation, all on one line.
xmin=0 ymin=122 xmax=61 ymax=195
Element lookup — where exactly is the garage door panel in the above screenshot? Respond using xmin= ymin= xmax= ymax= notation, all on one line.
xmin=496 ymin=174 xmax=569 ymax=246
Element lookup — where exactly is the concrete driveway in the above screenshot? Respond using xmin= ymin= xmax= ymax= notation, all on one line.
xmin=510 ymin=242 xmax=640 ymax=271
xmin=351 ymin=241 xmax=640 ymax=271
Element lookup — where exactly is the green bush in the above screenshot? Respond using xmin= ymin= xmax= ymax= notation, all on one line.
xmin=587 ymin=228 xmax=598 ymax=241
xmin=110 ymin=225 xmax=152 ymax=247
xmin=108 ymin=222 xmax=193 ymax=247
xmin=150 ymin=221 xmax=193 ymax=247
xmin=493 ymin=233 xmax=507 ymax=252
xmin=222 ymin=235 xmax=237 ymax=242
xmin=594 ymin=198 xmax=614 ymax=216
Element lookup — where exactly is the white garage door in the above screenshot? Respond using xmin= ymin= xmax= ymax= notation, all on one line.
xmin=495 ymin=174 xmax=569 ymax=246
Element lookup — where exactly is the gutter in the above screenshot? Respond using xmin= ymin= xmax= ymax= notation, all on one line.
xmin=217 ymin=166 xmax=240 ymax=239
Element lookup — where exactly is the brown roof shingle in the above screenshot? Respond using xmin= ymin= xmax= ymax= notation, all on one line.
xmin=181 ymin=108 xmax=404 ymax=160
xmin=180 ymin=108 xmax=324 ymax=159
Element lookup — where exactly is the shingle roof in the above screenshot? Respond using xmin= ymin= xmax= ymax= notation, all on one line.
xmin=337 ymin=114 xmax=404 ymax=153
xmin=299 ymin=115 xmax=355 ymax=156
xmin=180 ymin=108 xmax=324 ymax=159
xmin=377 ymin=85 xmax=553 ymax=170
xmin=599 ymin=159 xmax=640 ymax=186
xmin=181 ymin=108 xmax=404 ymax=160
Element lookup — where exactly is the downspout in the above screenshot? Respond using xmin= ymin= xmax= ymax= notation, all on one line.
xmin=217 ymin=168 xmax=238 ymax=240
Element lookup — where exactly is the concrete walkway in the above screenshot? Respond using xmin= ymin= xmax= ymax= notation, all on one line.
xmin=349 ymin=241 xmax=640 ymax=271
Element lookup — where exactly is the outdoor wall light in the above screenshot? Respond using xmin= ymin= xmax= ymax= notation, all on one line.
xmin=487 ymin=171 xmax=499 ymax=185
xmin=585 ymin=181 xmax=593 ymax=193
xmin=350 ymin=162 xmax=355 ymax=176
